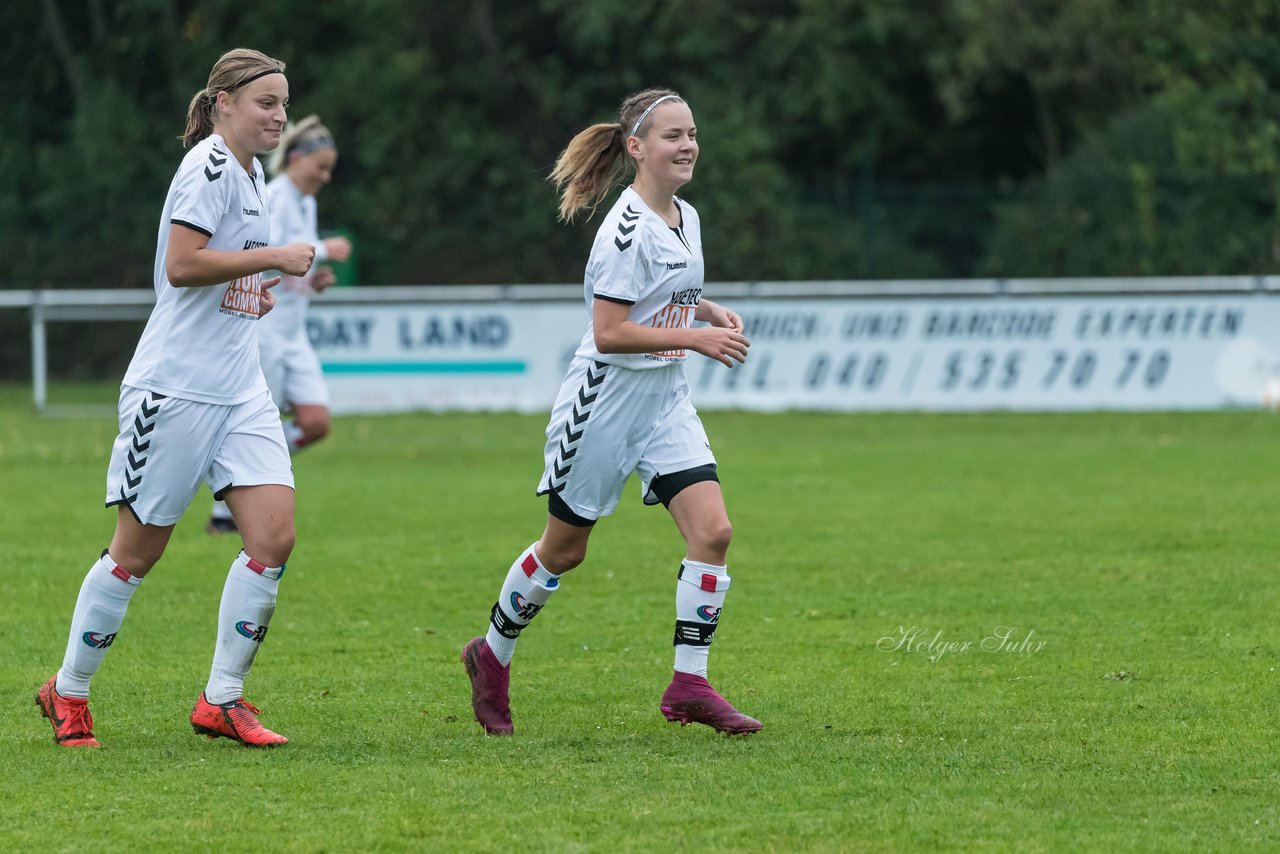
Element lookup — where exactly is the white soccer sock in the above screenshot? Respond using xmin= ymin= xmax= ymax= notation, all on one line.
xmin=56 ymin=553 xmax=142 ymax=699
xmin=283 ymin=421 xmax=309 ymax=454
xmin=205 ymin=551 xmax=282 ymax=705
xmin=484 ymin=543 xmax=560 ymax=667
xmin=673 ymin=559 xmax=730 ymax=678
xmin=210 ymin=498 xmax=233 ymax=521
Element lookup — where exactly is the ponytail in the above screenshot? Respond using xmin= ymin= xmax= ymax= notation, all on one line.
xmin=180 ymin=48 xmax=285 ymax=148
xmin=549 ymin=123 xmax=627 ymax=222
xmin=182 ymin=88 xmax=218 ymax=148
xmin=549 ymin=87 xmax=684 ymax=223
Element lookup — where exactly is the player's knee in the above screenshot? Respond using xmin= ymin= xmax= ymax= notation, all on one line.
xmin=115 ymin=549 xmax=163 ymax=578
xmin=539 ymin=542 xmax=587 ymax=574
xmin=301 ymin=416 xmax=330 ymax=443
xmin=247 ymin=524 xmax=295 ymax=567
xmin=696 ymin=517 xmax=733 ymax=557
xmin=311 ymin=421 xmax=330 ymax=443
xmin=109 ymin=527 xmax=168 ymax=577
xmin=273 ymin=526 xmax=297 ymax=561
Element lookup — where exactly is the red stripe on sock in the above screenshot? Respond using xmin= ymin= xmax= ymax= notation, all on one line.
xmin=700 ymin=573 xmax=718 ymax=592
xmin=246 ymin=557 xmax=268 ymax=574
xmin=521 ymin=553 xmax=539 ymax=577
xmin=110 ymin=565 xmax=131 ymax=582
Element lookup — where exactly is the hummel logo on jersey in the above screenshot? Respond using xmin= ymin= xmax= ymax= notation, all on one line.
xmin=242 ymin=208 xmax=260 ymax=217
xmin=549 ymin=362 xmax=607 ymax=493
xmin=235 ymin=621 xmax=269 ymax=643
xmin=666 ymin=260 xmax=688 ymax=270
xmin=118 ymin=391 xmax=165 ymax=505
xmin=615 ymin=205 xmax=641 ymax=251
xmin=82 ymin=631 xmax=117 ymax=649
xmin=204 ymin=149 xmax=228 ymax=182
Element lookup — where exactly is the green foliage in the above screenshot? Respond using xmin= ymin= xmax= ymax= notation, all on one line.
xmin=2 ymin=1 xmax=1279 ymax=304
xmin=982 ymin=105 xmax=1275 ymax=276
xmin=3 ymin=386 xmax=1279 ymax=849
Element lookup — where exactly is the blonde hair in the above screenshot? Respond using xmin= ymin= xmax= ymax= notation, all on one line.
xmin=549 ymin=88 xmax=685 ymax=222
xmin=182 ymin=48 xmax=286 ymax=147
xmin=268 ymin=115 xmax=335 ymax=176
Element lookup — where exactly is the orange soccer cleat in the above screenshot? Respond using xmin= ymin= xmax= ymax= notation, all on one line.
xmin=36 ymin=675 xmax=101 ymax=748
xmin=190 ymin=693 xmax=288 ymax=747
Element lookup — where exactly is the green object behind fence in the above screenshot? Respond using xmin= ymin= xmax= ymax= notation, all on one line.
xmin=321 ymin=228 xmax=357 ymax=287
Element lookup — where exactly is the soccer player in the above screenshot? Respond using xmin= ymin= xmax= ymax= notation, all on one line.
xmin=461 ymin=88 xmax=762 ymax=736
xmin=35 ymin=48 xmax=315 ymax=748
xmin=207 ymin=115 xmax=350 ymax=535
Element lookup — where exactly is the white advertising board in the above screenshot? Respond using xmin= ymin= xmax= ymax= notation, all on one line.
xmin=308 ymin=294 xmax=1280 ymax=413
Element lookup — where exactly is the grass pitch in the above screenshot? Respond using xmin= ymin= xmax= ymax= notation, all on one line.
xmin=2 ymin=383 xmax=1278 ymax=851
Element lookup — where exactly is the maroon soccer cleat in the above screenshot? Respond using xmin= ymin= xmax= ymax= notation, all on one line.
xmin=461 ymin=637 xmax=513 ymax=735
xmin=36 ymin=675 xmax=101 ymax=748
xmin=660 ymin=671 xmax=763 ymax=735
xmin=190 ymin=693 xmax=287 ymax=747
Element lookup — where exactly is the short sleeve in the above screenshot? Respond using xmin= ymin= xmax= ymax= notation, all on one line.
xmin=170 ymin=144 xmax=233 ymax=237
xmin=589 ymin=214 xmax=648 ymax=305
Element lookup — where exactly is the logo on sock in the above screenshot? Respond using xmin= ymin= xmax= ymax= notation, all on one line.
xmin=82 ymin=631 xmax=117 ymax=649
xmin=510 ymin=592 xmax=543 ymax=622
xmin=235 ymin=620 xmax=269 ymax=643
xmin=696 ymin=605 xmax=722 ymax=623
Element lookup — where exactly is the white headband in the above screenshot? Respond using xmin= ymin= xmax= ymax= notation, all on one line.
xmin=629 ymin=95 xmax=681 ymax=137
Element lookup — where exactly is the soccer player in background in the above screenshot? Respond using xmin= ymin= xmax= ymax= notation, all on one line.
xmin=207 ymin=115 xmax=350 ymax=535
xmin=36 ymin=48 xmax=315 ymax=748
xmin=461 ymin=88 xmax=763 ymax=736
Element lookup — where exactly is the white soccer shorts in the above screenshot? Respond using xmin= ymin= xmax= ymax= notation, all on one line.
xmin=259 ymin=332 xmax=329 ymax=409
xmin=105 ymin=386 xmax=294 ymax=526
xmin=536 ymin=358 xmax=716 ymax=520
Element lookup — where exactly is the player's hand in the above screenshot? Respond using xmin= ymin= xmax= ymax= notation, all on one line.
xmin=691 ymin=326 xmax=750 ymax=367
xmin=259 ymin=274 xmax=282 ymax=316
xmin=312 ymin=266 xmax=337 ymax=293
xmin=275 ymin=242 xmax=316 ymax=277
xmin=705 ymin=303 xmax=744 ymax=333
xmin=324 ymin=236 xmax=352 ymax=263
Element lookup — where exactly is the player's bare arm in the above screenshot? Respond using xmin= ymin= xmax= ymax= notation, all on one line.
xmin=166 ymin=223 xmax=314 ymax=287
xmin=593 ymin=298 xmax=748 ymax=367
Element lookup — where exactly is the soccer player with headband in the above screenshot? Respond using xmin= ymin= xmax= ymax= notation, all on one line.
xmin=36 ymin=48 xmax=315 ymax=749
xmin=461 ymin=88 xmax=762 ymax=736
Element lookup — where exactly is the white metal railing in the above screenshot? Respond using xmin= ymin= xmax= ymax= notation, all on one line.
xmin=4 ymin=277 xmax=1278 ymax=411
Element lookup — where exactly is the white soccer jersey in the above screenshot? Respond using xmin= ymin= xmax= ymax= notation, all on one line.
xmin=576 ymin=186 xmax=705 ymax=370
xmin=122 ymin=134 xmax=272 ymax=405
xmin=258 ymin=174 xmax=329 ymax=344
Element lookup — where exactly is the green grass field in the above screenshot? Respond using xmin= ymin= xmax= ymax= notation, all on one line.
xmin=2 ymin=383 xmax=1278 ymax=852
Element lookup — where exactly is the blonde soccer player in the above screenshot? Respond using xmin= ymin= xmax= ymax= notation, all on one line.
xmin=36 ymin=48 xmax=315 ymax=748
xmin=461 ymin=88 xmax=762 ymax=736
